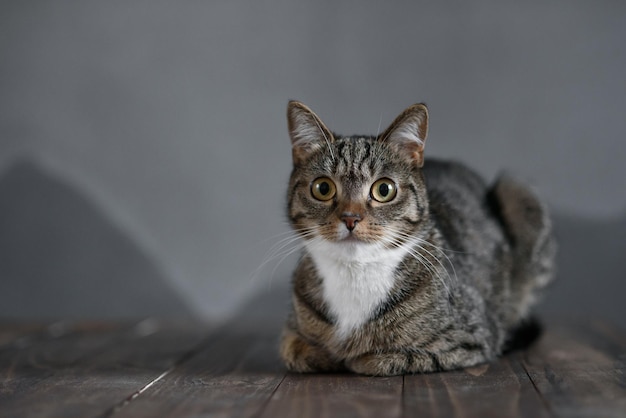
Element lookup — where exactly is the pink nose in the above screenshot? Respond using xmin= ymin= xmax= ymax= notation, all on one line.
xmin=341 ymin=213 xmax=362 ymax=231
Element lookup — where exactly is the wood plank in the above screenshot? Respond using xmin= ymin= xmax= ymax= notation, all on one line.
xmin=0 ymin=319 xmax=210 ymax=418
xmin=522 ymin=321 xmax=626 ymax=418
xmin=259 ymin=373 xmax=403 ymax=418
xmin=403 ymin=352 xmax=551 ymax=418
xmin=0 ymin=321 xmax=131 ymax=417
xmin=1 ymin=321 xmax=128 ymax=387
xmin=110 ymin=323 xmax=286 ymax=418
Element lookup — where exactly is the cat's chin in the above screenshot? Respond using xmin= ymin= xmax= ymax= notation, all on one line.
xmin=307 ymin=234 xmax=404 ymax=266
xmin=334 ymin=235 xmax=381 ymax=247
xmin=328 ymin=234 xmax=382 ymax=250
xmin=338 ymin=235 xmax=363 ymax=243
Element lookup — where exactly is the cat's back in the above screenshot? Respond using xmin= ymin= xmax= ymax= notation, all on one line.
xmin=422 ymin=159 xmax=488 ymax=201
xmin=422 ymin=159 xmax=501 ymax=249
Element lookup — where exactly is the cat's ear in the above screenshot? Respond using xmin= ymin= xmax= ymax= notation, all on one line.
xmin=379 ymin=103 xmax=429 ymax=167
xmin=287 ymin=100 xmax=334 ymax=165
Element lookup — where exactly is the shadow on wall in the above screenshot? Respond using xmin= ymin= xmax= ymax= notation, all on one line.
xmin=0 ymin=159 xmax=194 ymax=319
xmin=0 ymin=159 xmax=624 ymax=329
xmin=538 ymin=212 xmax=626 ymax=330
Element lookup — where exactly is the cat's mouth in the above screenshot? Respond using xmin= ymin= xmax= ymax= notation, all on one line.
xmin=320 ymin=224 xmax=376 ymax=244
xmin=339 ymin=234 xmax=362 ymax=243
xmin=335 ymin=230 xmax=376 ymax=244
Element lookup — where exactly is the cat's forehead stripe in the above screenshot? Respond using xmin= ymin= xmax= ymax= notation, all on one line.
xmin=335 ymin=137 xmax=377 ymax=176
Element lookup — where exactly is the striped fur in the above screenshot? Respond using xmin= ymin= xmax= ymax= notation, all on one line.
xmin=280 ymin=101 xmax=556 ymax=376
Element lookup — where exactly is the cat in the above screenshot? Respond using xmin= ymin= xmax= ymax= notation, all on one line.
xmin=279 ymin=100 xmax=556 ymax=376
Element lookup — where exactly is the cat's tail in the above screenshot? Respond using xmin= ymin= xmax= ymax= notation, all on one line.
xmin=490 ymin=175 xmax=557 ymax=323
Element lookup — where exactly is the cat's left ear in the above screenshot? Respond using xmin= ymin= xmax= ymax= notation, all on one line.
xmin=287 ymin=100 xmax=334 ymax=165
xmin=379 ymin=103 xmax=429 ymax=167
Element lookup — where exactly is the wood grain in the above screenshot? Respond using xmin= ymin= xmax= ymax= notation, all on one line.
xmin=404 ymin=352 xmax=551 ymax=418
xmin=110 ymin=324 xmax=286 ymax=418
xmin=259 ymin=373 xmax=403 ymax=418
xmin=0 ymin=320 xmax=209 ymax=418
xmin=521 ymin=321 xmax=626 ymax=418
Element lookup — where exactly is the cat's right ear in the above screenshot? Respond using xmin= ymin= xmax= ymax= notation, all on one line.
xmin=287 ymin=100 xmax=334 ymax=165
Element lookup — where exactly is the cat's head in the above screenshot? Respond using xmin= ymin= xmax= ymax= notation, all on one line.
xmin=286 ymin=101 xmax=431 ymax=249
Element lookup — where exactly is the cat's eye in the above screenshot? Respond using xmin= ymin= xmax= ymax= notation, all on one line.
xmin=311 ymin=177 xmax=337 ymax=201
xmin=371 ymin=178 xmax=397 ymax=203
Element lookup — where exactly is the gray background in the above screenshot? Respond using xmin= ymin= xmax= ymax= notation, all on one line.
xmin=1 ymin=2 xmax=625 ymax=327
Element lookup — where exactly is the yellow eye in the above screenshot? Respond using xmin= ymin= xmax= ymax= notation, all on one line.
xmin=311 ymin=177 xmax=337 ymax=201
xmin=371 ymin=178 xmax=397 ymax=203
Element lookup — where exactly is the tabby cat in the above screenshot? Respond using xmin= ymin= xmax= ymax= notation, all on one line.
xmin=280 ymin=100 xmax=556 ymax=376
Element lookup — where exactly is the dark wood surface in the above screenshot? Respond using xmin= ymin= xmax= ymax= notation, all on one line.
xmin=0 ymin=318 xmax=624 ymax=418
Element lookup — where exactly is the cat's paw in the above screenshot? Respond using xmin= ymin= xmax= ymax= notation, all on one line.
xmin=346 ymin=353 xmax=407 ymax=376
xmin=280 ymin=330 xmax=343 ymax=373
xmin=346 ymin=352 xmax=438 ymax=376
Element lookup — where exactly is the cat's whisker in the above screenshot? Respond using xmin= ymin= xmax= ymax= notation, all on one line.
xmin=413 ymin=245 xmax=454 ymax=297
xmin=388 ymin=227 xmax=465 ymax=255
xmin=382 ymin=227 xmax=458 ymax=298
xmin=387 ymin=227 xmax=462 ymax=286
xmin=262 ymin=229 xmax=314 ymax=259
xmin=397 ymin=240 xmax=452 ymax=297
xmin=264 ymin=236 xmax=304 ymax=260
xmin=408 ymin=236 xmax=460 ymax=286
xmin=267 ymin=239 xmax=310 ymax=280
xmin=257 ymin=227 xmax=299 ymax=243
xmin=252 ymin=221 xmax=336 ymax=282
xmin=414 ymin=236 xmax=469 ymax=256
xmin=379 ymin=234 xmax=451 ymax=299
xmin=249 ymin=226 xmax=321 ymax=286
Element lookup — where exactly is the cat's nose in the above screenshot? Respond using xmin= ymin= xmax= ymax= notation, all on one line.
xmin=341 ymin=213 xmax=362 ymax=232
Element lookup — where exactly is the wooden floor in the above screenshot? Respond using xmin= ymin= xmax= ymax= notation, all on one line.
xmin=0 ymin=317 xmax=624 ymax=418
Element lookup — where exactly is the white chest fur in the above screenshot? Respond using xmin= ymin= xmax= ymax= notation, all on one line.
xmin=305 ymin=240 xmax=410 ymax=339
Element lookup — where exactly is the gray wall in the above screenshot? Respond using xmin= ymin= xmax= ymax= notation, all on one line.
xmin=1 ymin=2 xmax=625 ymax=324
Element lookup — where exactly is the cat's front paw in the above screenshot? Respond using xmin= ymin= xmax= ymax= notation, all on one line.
xmin=280 ymin=329 xmax=343 ymax=373
xmin=346 ymin=352 xmax=438 ymax=376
